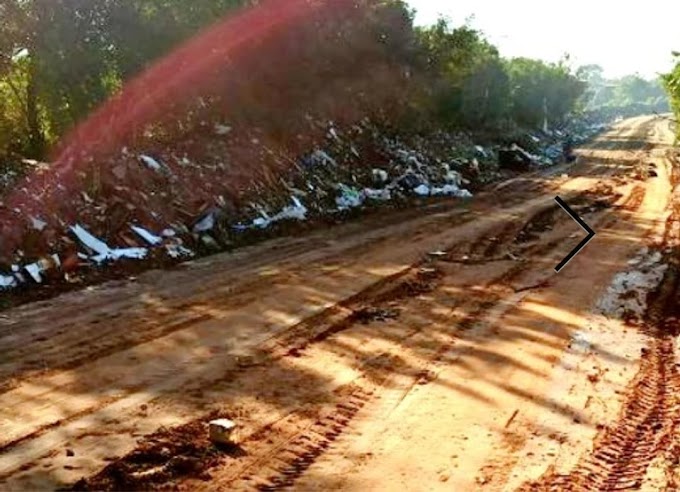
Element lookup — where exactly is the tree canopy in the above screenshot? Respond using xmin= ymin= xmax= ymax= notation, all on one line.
xmin=0 ymin=1 xmax=654 ymax=165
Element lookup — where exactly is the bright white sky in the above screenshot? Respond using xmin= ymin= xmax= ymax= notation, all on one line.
xmin=406 ymin=0 xmax=678 ymax=79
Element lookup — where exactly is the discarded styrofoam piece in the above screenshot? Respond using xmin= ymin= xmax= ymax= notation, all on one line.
xmin=209 ymin=419 xmax=237 ymax=445
xmin=131 ymin=225 xmax=163 ymax=246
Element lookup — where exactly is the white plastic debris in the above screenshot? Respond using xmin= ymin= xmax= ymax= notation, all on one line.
xmin=70 ymin=224 xmax=110 ymax=256
xmin=30 ymin=216 xmax=47 ymax=231
xmin=363 ymin=188 xmax=391 ymax=201
xmin=193 ymin=211 xmax=217 ymax=233
xmin=271 ymin=196 xmax=307 ymax=222
xmin=71 ymin=224 xmax=148 ymax=264
xmin=570 ymin=332 xmax=591 ymax=353
xmin=209 ymin=419 xmax=237 ymax=445
xmin=24 ymin=263 xmax=43 ymax=283
xmin=131 ymin=225 xmax=163 ymax=246
xmin=252 ymin=217 xmax=269 ymax=228
xmin=246 ymin=197 xmax=308 ymax=230
xmin=214 ymin=124 xmax=232 ymax=135
xmin=166 ymin=244 xmax=194 ymax=259
xmin=91 ymin=248 xmax=148 ymax=263
xmin=372 ymin=169 xmax=389 ymax=184
xmin=0 ymin=275 xmax=17 ymax=290
xmin=139 ymin=155 xmax=163 ymax=172
xmin=597 ymin=250 xmax=667 ymax=320
xmin=414 ymin=184 xmax=431 ymax=196
xmin=22 ymin=254 xmax=60 ymax=284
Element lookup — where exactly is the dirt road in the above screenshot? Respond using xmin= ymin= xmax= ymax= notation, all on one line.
xmin=1 ymin=115 xmax=679 ymax=491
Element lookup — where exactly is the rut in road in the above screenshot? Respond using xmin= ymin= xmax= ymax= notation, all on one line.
xmin=523 ymin=171 xmax=680 ymax=492
xmin=64 ymin=182 xmax=631 ymax=491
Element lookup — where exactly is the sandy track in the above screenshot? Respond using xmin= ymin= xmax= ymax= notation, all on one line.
xmin=0 ymin=116 xmax=676 ymax=491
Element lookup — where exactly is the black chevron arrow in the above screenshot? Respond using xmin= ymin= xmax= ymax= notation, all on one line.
xmin=554 ymin=196 xmax=596 ymax=273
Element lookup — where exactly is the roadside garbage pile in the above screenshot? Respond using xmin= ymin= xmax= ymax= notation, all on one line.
xmin=0 ymin=118 xmax=494 ymax=293
xmin=0 ymin=115 xmax=608 ymax=295
xmin=497 ymin=119 xmax=609 ymax=171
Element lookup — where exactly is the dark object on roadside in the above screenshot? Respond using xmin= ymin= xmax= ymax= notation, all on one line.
xmin=397 ymin=173 xmax=422 ymax=191
xmin=354 ymin=307 xmax=400 ymax=324
xmin=563 ymin=135 xmax=577 ymax=163
xmin=498 ymin=145 xmax=535 ymax=171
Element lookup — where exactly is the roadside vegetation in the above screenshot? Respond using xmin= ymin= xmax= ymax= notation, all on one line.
xmin=0 ymin=0 xmax=667 ymax=167
xmin=0 ymin=0 xmax=672 ymax=297
xmin=663 ymin=53 xmax=680 ymax=136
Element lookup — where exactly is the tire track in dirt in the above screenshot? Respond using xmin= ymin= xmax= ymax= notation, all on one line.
xmin=60 ymin=179 xmax=638 ymax=491
xmin=1 ymin=119 xmax=656 ymax=489
xmin=520 ymin=159 xmax=680 ymax=492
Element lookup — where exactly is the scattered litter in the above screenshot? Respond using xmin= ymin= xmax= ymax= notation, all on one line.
xmin=597 ymin=250 xmax=667 ymax=320
xmin=131 ymin=226 xmax=163 ymax=246
xmin=309 ymin=149 xmax=337 ymax=167
xmin=70 ymin=224 xmax=111 ymax=257
xmin=0 ymin=274 xmax=17 ymax=290
xmin=71 ymin=224 xmax=148 ymax=264
xmin=363 ymin=188 xmax=391 ymax=201
xmin=92 ymin=248 xmax=148 ymax=264
xmin=372 ymin=168 xmax=389 ymax=184
xmin=193 ymin=211 xmax=218 ymax=233
xmin=570 ymin=332 xmax=591 ymax=352
xmin=139 ymin=155 xmax=163 ymax=172
xmin=414 ymin=184 xmax=431 ymax=196
xmin=336 ymin=184 xmax=364 ymax=210
xmin=354 ymin=307 xmax=400 ymax=324
xmin=30 ymin=216 xmax=47 ymax=231
xmin=209 ymin=419 xmax=237 ymax=445
xmin=24 ymin=263 xmax=43 ymax=283
xmin=214 ymin=124 xmax=232 ymax=135
xmin=271 ymin=196 xmax=307 ymax=222
xmin=166 ymin=244 xmax=194 ymax=259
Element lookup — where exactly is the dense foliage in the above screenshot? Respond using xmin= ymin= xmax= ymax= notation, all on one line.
xmin=663 ymin=53 xmax=680 ymax=135
xmin=578 ymin=64 xmax=670 ymax=116
xmin=0 ymin=0 xmax=664 ymax=166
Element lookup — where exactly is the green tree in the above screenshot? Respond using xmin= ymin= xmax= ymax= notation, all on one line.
xmin=417 ymin=19 xmax=510 ymax=128
xmin=506 ymin=58 xmax=585 ymax=128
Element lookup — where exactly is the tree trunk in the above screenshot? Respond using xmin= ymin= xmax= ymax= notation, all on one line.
xmin=26 ymin=53 xmax=45 ymax=159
